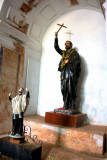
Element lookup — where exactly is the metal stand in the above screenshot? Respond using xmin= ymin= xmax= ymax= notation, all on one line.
xmin=24 ymin=125 xmax=43 ymax=146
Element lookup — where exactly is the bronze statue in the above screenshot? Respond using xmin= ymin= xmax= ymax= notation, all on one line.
xmin=54 ymin=32 xmax=81 ymax=109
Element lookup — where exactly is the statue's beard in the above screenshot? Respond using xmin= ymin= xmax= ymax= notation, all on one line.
xmin=65 ymin=46 xmax=70 ymax=50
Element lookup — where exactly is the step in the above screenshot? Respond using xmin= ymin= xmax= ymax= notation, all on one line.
xmin=24 ymin=115 xmax=107 ymax=156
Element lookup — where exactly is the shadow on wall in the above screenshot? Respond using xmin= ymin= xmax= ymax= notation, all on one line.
xmin=76 ymin=55 xmax=88 ymax=112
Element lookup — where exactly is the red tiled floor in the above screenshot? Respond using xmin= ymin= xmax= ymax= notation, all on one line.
xmin=42 ymin=142 xmax=107 ymax=160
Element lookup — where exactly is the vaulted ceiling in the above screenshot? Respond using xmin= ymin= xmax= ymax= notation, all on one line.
xmin=0 ymin=0 xmax=105 ymax=52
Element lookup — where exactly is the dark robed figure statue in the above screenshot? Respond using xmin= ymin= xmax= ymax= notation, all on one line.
xmin=54 ymin=32 xmax=81 ymax=109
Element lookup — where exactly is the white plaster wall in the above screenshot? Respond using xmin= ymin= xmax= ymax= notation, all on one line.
xmin=22 ymin=47 xmax=41 ymax=116
xmin=37 ymin=9 xmax=107 ymax=125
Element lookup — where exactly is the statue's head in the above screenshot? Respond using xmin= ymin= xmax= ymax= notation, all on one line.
xmin=65 ymin=41 xmax=73 ymax=50
xmin=19 ymin=87 xmax=24 ymax=95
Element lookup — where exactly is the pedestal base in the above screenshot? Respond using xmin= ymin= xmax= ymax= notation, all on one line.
xmin=45 ymin=112 xmax=87 ymax=128
xmin=8 ymin=133 xmax=25 ymax=144
xmin=10 ymin=137 xmax=25 ymax=144
xmin=0 ymin=137 xmax=42 ymax=160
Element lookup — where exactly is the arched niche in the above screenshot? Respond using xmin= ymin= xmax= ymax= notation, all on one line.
xmin=37 ymin=8 xmax=107 ymax=126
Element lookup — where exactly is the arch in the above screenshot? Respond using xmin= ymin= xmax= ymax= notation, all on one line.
xmin=28 ymin=3 xmax=103 ymax=48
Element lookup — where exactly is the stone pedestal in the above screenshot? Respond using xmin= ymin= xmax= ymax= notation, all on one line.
xmin=0 ymin=137 xmax=42 ymax=160
xmin=10 ymin=137 xmax=25 ymax=144
xmin=45 ymin=111 xmax=87 ymax=128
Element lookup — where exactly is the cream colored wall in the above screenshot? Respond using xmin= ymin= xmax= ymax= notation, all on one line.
xmin=38 ymin=9 xmax=107 ymax=125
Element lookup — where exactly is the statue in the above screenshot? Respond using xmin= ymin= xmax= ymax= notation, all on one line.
xmin=9 ymin=87 xmax=30 ymax=137
xmin=54 ymin=31 xmax=81 ymax=110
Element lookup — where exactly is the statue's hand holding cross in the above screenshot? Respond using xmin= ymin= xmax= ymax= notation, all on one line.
xmin=55 ymin=23 xmax=67 ymax=38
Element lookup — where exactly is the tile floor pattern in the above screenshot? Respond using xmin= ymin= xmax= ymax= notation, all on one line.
xmin=42 ymin=143 xmax=107 ymax=160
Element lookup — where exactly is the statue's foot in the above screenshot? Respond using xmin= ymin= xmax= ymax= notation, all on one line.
xmin=19 ymin=133 xmax=23 ymax=136
xmin=12 ymin=132 xmax=15 ymax=135
xmin=63 ymin=105 xmax=66 ymax=109
xmin=15 ymin=134 xmax=20 ymax=136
